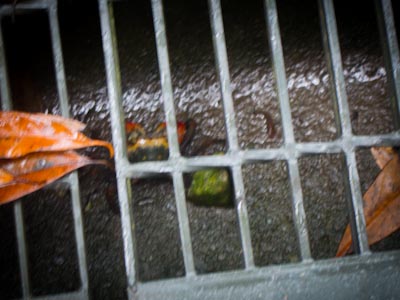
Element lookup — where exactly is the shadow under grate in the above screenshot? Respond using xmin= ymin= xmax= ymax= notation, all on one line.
xmin=0 ymin=203 xmax=22 ymax=299
xmin=299 ymin=154 xmax=349 ymax=260
xmin=23 ymin=189 xmax=80 ymax=296
xmin=131 ymin=179 xmax=185 ymax=282
xmin=186 ymin=176 xmax=244 ymax=274
xmin=243 ymin=161 xmax=300 ymax=266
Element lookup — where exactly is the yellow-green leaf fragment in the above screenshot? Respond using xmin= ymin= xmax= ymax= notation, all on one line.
xmin=187 ymin=168 xmax=233 ymax=207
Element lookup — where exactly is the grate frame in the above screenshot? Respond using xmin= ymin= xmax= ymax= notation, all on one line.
xmin=99 ymin=0 xmax=400 ymax=298
xmin=0 ymin=0 xmax=399 ymax=299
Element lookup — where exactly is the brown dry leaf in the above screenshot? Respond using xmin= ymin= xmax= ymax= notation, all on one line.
xmin=0 ymin=111 xmax=114 ymax=158
xmin=371 ymin=147 xmax=395 ymax=170
xmin=0 ymin=151 xmax=111 ymax=205
xmin=336 ymin=148 xmax=400 ymax=256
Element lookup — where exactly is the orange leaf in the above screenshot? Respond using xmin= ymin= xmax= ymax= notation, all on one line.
xmin=0 ymin=151 xmax=111 ymax=205
xmin=0 ymin=168 xmax=14 ymax=187
xmin=0 ymin=136 xmax=114 ymax=159
xmin=0 ymin=111 xmax=114 ymax=158
xmin=336 ymin=148 xmax=400 ymax=256
xmin=0 ymin=111 xmax=86 ymax=135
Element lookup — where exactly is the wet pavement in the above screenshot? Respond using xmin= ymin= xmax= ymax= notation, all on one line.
xmin=0 ymin=0 xmax=399 ymax=299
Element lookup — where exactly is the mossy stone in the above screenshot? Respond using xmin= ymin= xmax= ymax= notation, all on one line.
xmin=187 ymin=168 xmax=233 ymax=207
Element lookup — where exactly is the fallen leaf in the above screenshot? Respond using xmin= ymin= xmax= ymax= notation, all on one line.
xmin=0 ymin=111 xmax=114 ymax=158
xmin=0 ymin=151 xmax=111 ymax=205
xmin=1 ymin=136 xmax=114 ymax=159
xmin=0 ymin=168 xmax=14 ymax=187
xmin=336 ymin=148 xmax=400 ymax=256
xmin=153 ymin=121 xmax=189 ymax=144
xmin=371 ymin=147 xmax=395 ymax=170
xmin=0 ymin=111 xmax=86 ymax=135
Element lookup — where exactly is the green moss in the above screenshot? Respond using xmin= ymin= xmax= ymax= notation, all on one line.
xmin=187 ymin=168 xmax=233 ymax=207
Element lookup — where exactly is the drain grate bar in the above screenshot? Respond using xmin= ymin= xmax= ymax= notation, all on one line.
xmin=32 ymin=290 xmax=87 ymax=300
xmin=0 ymin=0 xmax=89 ymax=299
xmin=0 ymin=19 xmax=11 ymax=105
xmin=0 ymin=0 xmax=47 ymax=15
xmin=119 ymin=130 xmax=400 ymax=176
xmin=208 ymin=0 xmax=254 ymax=269
xmin=375 ymin=0 xmax=400 ymax=128
xmin=150 ymin=0 xmax=196 ymax=276
xmin=47 ymin=1 xmax=89 ymax=294
xmin=136 ymin=251 xmax=400 ymax=300
xmin=48 ymin=1 xmax=70 ymax=118
xmin=318 ymin=0 xmax=369 ymax=255
xmin=13 ymin=202 xmax=30 ymax=298
xmin=264 ymin=0 xmax=312 ymax=261
xmin=98 ymin=0 xmax=137 ymax=289
xmin=0 ymin=17 xmax=32 ymax=299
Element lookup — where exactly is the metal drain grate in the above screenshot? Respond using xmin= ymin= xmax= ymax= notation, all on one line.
xmin=0 ymin=0 xmax=400 ymax=299
xmin=0 ymin=1 xmax=88 ymax=299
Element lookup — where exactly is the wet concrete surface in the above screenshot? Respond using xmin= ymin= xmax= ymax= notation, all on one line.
xmin=0 ymin=0 xmax=400 ymax=299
